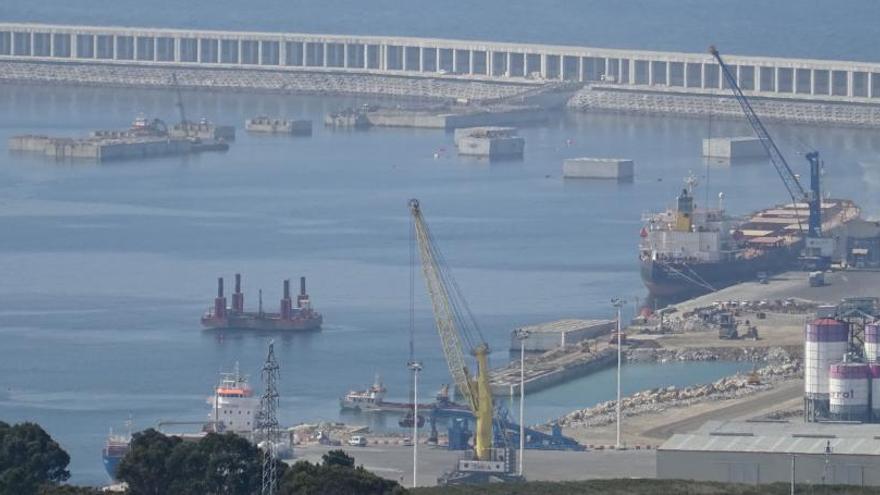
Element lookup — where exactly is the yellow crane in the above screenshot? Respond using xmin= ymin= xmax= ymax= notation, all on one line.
xmin=409 ymin=199 xmax=518 ymax=484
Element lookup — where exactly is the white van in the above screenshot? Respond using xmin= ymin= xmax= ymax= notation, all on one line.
xmin=348 ymin=435 xmax=367 ymax=447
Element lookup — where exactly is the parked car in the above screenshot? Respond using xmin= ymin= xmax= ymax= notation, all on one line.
xmin=348 ymin=435 xmax=367 ymax=447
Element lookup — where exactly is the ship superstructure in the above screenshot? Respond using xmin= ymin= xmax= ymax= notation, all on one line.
xmin=208 ymin=364 xmax=261 ymax=435
xmin=101 ymin=421 xmax=132 ymax=481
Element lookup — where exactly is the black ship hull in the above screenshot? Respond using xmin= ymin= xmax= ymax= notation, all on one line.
xmin=640 ymin=246 xmax=800 ymax=300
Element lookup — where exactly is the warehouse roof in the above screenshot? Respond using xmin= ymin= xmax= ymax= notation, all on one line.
xmin=660 ymin=420 xmax=880 ymax=456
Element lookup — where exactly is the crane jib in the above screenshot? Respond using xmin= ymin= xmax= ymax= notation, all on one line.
xmin=710 ymin=46 xmax=821 ymax=237
xmin=409 ymin=199 xmax=495 ymax=461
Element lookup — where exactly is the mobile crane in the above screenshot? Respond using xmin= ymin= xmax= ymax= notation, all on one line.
xmin=409 ymin=199 xmax=521 ymax=484
xmin=710 ymin=46 xmax=833 ymax=268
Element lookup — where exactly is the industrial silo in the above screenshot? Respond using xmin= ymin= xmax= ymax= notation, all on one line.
xmin=865 ymin=324 xmax=880 ymax=362
xmin=829 ymin=361 xmax=870 ymax=422
xmin=804 ymin=318 xmax=849 ymax=421
xmin=870 ymin=364 xmax=880 ymax=422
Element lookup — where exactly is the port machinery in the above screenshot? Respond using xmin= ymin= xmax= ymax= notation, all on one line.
xmin=409 ymin=199 xmax=522 ymax=485
xmin=711 ymin=46 xmax=833 ymax=269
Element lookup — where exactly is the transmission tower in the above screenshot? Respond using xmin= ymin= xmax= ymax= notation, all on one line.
xmin=259 ymin=340 xmax=281 ymax=495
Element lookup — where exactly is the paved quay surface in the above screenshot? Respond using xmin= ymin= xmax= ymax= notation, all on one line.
xmin=292 ymin=444 xmax=655 ymax=487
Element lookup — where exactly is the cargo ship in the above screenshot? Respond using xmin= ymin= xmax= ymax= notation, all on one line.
xmin=201 ymin=274 xmax=322 ymax=331
xmin=639 ymin=175 xmax=860 ymax=300
xmin=101 ymin=423 xmax=131 ymax=481
xmin=100 ymin=365 xmax=266 ymax=479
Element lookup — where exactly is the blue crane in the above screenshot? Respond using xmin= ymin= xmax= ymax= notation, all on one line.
xmin=709 ymin=46 xmax=822 ymax=238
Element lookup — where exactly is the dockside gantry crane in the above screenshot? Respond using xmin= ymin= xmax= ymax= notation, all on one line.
xmin=409 ymin=199 xmax=519 ymax=484
xmin=710 ymin=46 xmax=833 ymax=267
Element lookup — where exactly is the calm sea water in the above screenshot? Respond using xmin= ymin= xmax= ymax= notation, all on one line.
xmin=0 ymin=83 xmax=877 ymax=484
xmin=1 ymin=1 xmax=880 ymax=485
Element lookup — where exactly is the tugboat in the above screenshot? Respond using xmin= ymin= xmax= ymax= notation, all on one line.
xmin=339 ymin=375 xmax=389 ymax=412
xmin=340 ymin=379 xmax=471 ymax=416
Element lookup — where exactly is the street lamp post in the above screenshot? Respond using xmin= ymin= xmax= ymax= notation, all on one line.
xmin=513 ymin=328 xmax=530 ymax=477
xmin=407 ymin=360 xmax=423 ymax=488
xmin=612 ymin=298 xmax=626 ymax=450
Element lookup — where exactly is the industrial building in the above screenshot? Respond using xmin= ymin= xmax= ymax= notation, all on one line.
xmin=658 ymin=420 xmax=880 ymax=486
xmin=838 ymin=218 xmax=880 ymax=268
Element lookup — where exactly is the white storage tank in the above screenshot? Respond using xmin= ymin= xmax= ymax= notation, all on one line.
xmin=865 ymin=324 xmax=880 ymax=362
xmin=804 ymin=318 xmax=849 ymax=421
xmin=871 ymin=364 xmax=880 ymax=421
xmin=829 ymin=361 xmax=870 ymax=422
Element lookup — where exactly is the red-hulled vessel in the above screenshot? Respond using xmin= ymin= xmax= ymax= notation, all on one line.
xmin=201 ymin=274 xmax=322 ymax=331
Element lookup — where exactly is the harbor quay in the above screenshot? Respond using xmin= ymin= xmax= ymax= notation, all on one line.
xmin=3 ymin=23 xmax=880 ymax=126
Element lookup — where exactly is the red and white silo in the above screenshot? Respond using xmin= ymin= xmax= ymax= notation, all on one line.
xmin=865 ymin=324 xmax=880 ymax=362
xmin=870 ymin=364 xmax=880 ymax=421
xmin=829 ymin=361 xmax=870 ymax=422
xmin=804 ymin=318 xmax=849 ymax=421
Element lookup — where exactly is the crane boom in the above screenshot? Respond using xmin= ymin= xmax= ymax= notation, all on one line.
xmin=170 ymin=73 xmax=190 ymax=138
xmin=409 ymin=199 xmax=494 ymax=461
xmin=709 ymin=46 xmax=822 ymax=237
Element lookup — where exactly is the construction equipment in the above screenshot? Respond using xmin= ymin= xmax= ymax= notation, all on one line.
xmin=409 ymin=199 xmax=520 ymax=485
xmin=170 ymin=73 xmax=192 ymax=139
xmin=710 ymin=47 xmax=831 ymax=268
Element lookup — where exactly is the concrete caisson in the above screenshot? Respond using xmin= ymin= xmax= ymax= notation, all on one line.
xmin=702 ymin=137 xmax=766 ymax=160
xmin=563 ymin=158 xmax=634 ymax=180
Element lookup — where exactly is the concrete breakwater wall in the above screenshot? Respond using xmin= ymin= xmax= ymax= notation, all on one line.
xmin=569 ymin=86 xmax=880 ymax=128
xmin=0 ymin=60 xmax=534 ymax=102
xmin=4 ymin=59 xmax=880 ymax=127
xmin=490 ymin=348 xmax=617 ymax=397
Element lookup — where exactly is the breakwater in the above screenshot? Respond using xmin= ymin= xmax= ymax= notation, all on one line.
xmin=3 ymin=23 xmax=880 ymax=126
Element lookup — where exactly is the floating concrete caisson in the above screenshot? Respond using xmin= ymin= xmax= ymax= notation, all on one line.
xmin=563 ymin=157 xmax=634 ymax=180
xmin=702 ymin=137 xmax=766 ymax=159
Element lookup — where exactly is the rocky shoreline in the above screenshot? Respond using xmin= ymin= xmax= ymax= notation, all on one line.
xmin=626 ymin=345 xmax=801 ymax=364
xmin=553 ymin=348 xmax=801 ymax=429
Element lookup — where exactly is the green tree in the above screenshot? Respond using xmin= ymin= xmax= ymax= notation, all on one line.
xmin=117 ymin=429 xmax=280 ymax=495
xmin=321 ymin=450 xmax=354 ymax=468
xmin=0 ymin=421 xmax=71 ymax=495
xmin=116 ymin=428 xmax=181 ymax=495
xmin=36 ymin=485 xmax=101 ymax=495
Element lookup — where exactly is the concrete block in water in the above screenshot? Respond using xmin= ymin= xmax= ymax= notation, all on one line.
xmin=510 ymin=319 xmax=616 ymax=352
xmin=702 ymin=136 xmax=766 ymax=159
xmin=455 ymin=126 xmax=524 ymax=158
xmin=563 ymin=157 xmax=634 ymax=180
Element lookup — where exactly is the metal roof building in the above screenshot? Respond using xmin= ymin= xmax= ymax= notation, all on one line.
xmin=658 ymin=420 xmax=880 ymax=486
